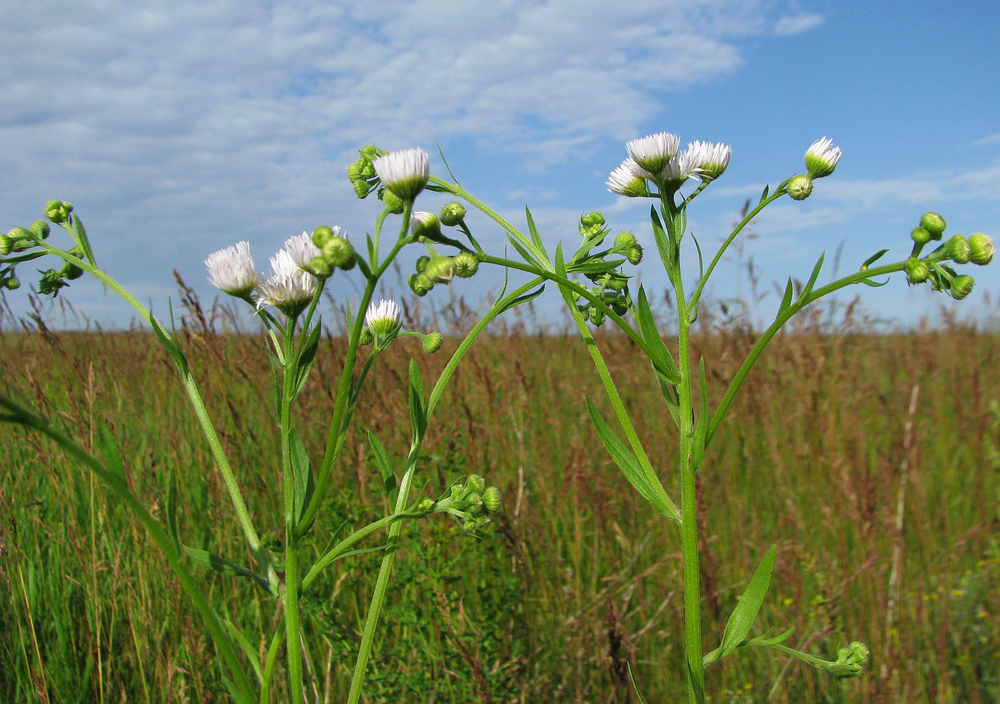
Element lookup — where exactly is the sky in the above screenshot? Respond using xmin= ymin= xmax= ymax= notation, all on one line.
xmin=1 ymin=0 xmax=998 ymax=332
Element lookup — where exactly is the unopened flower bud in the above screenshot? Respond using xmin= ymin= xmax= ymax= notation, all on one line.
xmin=45 ymin=200 xmax=73 ymax=223
xmin=589 ymin=307 xmax=606 ymax=325
xmin=950 ymin=275 xmax=974 ymax=300
xmin=969 ymin=233 xmax=994 ymax=265
xmin=615 ymin=232 xmax=637 ymax=249
xmin=358 ymin=327 xmax=374 ymax=346
xmin=8 ymin=227 xmax=31 ymax=240
xmin=411 ymin=211 xmax=441 ymax=240
xmin=312 ymin=225 xmax=335 ymax=248
xmin=416 ymin=497 xmax=434 ymax=512
xmin=787 ymin=175 xmax=813 ymax=201
xmin=804 ymin=137 xmax=842 ymax=178
xmin=482 ymin=486 xmax=502 ymax=513
xmin=359 ymin=145 xmax=382 ymax=161
xmin=322 ymin=236 xmax=355 ymax=269
xmin=440 ymin=202 xmax=466 ymax=227
xmin=308 ymin=255 xmax=333 ymax=278
xmin=4 ymin=276 xmax=20 ymax=290
xmin=466 ymin=474 xmax=486 ymax=493
xmin=29 ymin=221 xmax=50 ymax=240
xmin=904 ymin=258 xmax=930 ymax=284
xmin=424 ymin=255 xmax=455 ymax=284
xmin=422 ymin=331 xmax=443 ymax=353
xmin=380 ymin=189 xmax=405 ymax=214
xmin=831 ymin=641 xmax=870 ymax=679
xmin=946 ymin=234 xmax=971 ymax=264
xmin=353 ymin=179 xmax=371 ymax=199
xmin=415 ymin=255 xmax=430 ymax=273
xmin=911 ymin=227 xmax=931 ymax=245
xmin=408 ymin=273 xmax=433 ymax=297
xmin=453 ymin=251 xmax=479 ymax=278
xmin=920 ymin=212 xmax=946 ymax=239
xmin=602 ymin=271 xmax=629 ymax=291
xmin=626 ymin=244 xmax=643 ymax=265
xmin=0 ymin=234 xmax=11 ymax=255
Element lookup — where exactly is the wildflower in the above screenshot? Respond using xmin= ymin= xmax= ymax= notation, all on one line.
xmin=284 ymin=231 xmax=321 ymax=270
xmin=805 ymin=137 xmax=842 ymax=178
xmin=625 ymin=132 xmax=680 ymax=176
xmin=411 ymin=211 xmax=442 ymax=240
xmin=365 ymin=298 xmax=402 ymax=339
xmin=205 ymin=241 xmax=258 ymax=298
xmin=662 ymin=149 xmax=702 ymax=188
xmin=687 ymin=140 xmax=732 ymax=180
xmin=256 ymin=249 xmax=317 ymax=317
xmin=374 ymin=148 xmax=430 ymax=201
xmin=607 ymin=158 xmax=649 ymax=197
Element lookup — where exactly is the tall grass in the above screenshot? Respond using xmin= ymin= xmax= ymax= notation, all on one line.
xmin=1 ymin=301 xmax=997 ymax=702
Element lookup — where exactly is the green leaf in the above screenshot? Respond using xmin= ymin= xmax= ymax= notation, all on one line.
xmin=224 ymin=619 xmax=263 ymax=683
xmin=713 ymin=544 xmax=777 ymax=663
xmin=859 ymin=277 xmax=889 ymax=288
xmin=165 ymin=468 xmax=181 ymax=550
xmin=95 ymin=421 xmax=126 ymax=481
xmin=183 ymin=545 xmax=271 ymax=593
xmin=290 ymin=323 xmax=322 ymax=400
xmin=759 ymin=184 xmax=770 ymax=203
xmin=368 ymin=432 xmax=397 ymax=505
xmin=71 ymin=215 xmax=98 ymax=267
xmin=627 ymin=662 xmax=649 ymax=704
xmin=778 ymin=278 xmax=794 ymax=315
xmin=860 ymin=248 xmax=889 ymax=270
xmin=408 ymin=359 xmax=427 ymax=438
xmin=570 ymin=258 xmax=627 ymax=275
xmin=649 ymin=206 xmax=673 ymax=270
xmin=290 ymin=430 xmax=315 ymax=533
xmin=506 ymin=233 xmax=540 ymax=268
xmin=799 ymin=252 xmax=825 ymax=301
xmin=524 ymin=206 xmax=549 ymax=264
xmin=635 ymin=287 xmax=681 ymax=385
xmin=497 ymin=284 xmax=544 ymax=316
xmin=585 ymin=397 xmax=672 ymax=518
xmin=692 ymin=358 xmax=709 ymax=469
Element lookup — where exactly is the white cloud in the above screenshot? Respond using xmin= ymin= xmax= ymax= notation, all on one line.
xmin=773 ymin=13 xmax=825 ymax=35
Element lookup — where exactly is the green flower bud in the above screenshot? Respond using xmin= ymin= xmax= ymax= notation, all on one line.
xmin=830 ymin=641 xmax=869 ymax=679
xmin=969 ymin=233 xmax=994 ymax=265
xmin=904 ymin=258 xmax=930 ymax=284
xmin=29 ymin=221 xmax=50 ymax=240
xmin=626 ymin=244 xmax=644 ymax=265
xmin=946 ymin=234 xmax=971 ymax=264
xmin=358 ymin=327 xmax=374 ymax=346
xmin=920 ymin=212 xmax=946 ymax=239
xmin=411 ymin=211 xmax=441 ymax=240
xmin=8 ymin=227 xmax=31 ymax=240
xmin=602 ymin=271 xmax=629 ymax=291
xmin=45 ymin=200 xmax=73 ymax=223
xmin=910 ymin=227 xmax=931 ymax=245
xmin=4 ymin=276 xmax=20 ymax=290
xmin=408 ymin=273 xmax=433 ymax=297
xmin=312 ymin=225 xmax=335 ymax=248
xmin=580 ymin=211 xmax=606 ymax=228
xmin=466 ymin=474 xmax=486 ymax=493
xmin=482 ymin=486 xmax=502 ymax=513
xmin=440 ymin=202 xmax=466 ymax=227
xmin=424 ymin=255 xmax=455 ymax=284
xmin=422 ymin=331 xmax=443 ymax=354
xmin=353 ymin=179 xmax=372 ymax=199
xmin=614 ymin=232 xmax=637 ymax=249
xmin=380 ymin=189 xmax=405 ymax=214
xmin=589 ymin=307 xmax=606 ymax=326
xmin=308 ymin=255 xmax=333 ymax=278
xmin=415 ymin=255 xmax=430 ymax=273
xmin=0 ymin=234 xmax=11 ymax=255
xmin=347 ymin=162 xmax=363 ymax=182
xmin=416 ymin=496 xmax=435 ymax=512
xmin=359 ymin=144 xmax=382 ymax=161
xmin=322 ymin=236 xmax=355 ymax=269
xmin=787 ymin=175 xmax=813 ymax=201
xmin=950 ymin=275 xmax=974 ymax=300
xmin=453 ymin=251 xmax=479 ymax=278
xmin=63 ymin=264 xmax=84 ymax=281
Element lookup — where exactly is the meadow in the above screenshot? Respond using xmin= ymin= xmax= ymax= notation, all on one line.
xmin=1 ymin=295 xmax=997 ymax=703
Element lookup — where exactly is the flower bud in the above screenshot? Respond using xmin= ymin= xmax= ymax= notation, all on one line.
xmin=626 ymin=244 xmax=643 ymax=265
xmin=920 ymin=212 xmax=946 ymax=240
xmin=308 ymin=255 xmax=333 ymax=278
xmin=322 ymin=236 xmax=355 ymax=269
xmin=453 ymin=251 xmax=479 ymax=278
xmin=416 ymin=497 xmax=434 ymax=512
xmin=904 ymin=258 xmax=930 ymax=284
xmin=969 ymin=233 xmax=994 ymax=265
xmin=408 ymin=273 xmax=433 ymax=297
xmin=45 ymin=200 xmax=73 ymax=223
xmin=411 ymin=211 xmax=441 ymax=240
xmin=466 ymin=474 xmax=486 ymax=493
xmin=0 ymin=234 xmax=11 ymax=255
xmin=380 ymin=189 xmax=405 ymax=214
xmin=804 ymin=137 xmax=841 ymax=178
xmin=312 ymin=225 xmax=335 ymax=248
xmin=589 ymin=307 xmax=606 ymax=325
xmin=424 ymin=255 xmax=455 ymax=284
xmin=787 ymin=175 xmax=813 ymax=201
xmin=4 ymin=276 xmax=20 ymax=290
xmin=602 ymin=271 xmax=629 ymax=291
xmin=440 ymin=202 xmax=466 ymax=227
xmin=831 ymin=641 xmax=870 ymax=678
xmin=422 ymin=331 xmax=443 ymax=353
xmin=950 ymin=275 xmax=974 ymax=300
xmin=8 ymin=227 xmax=31 ymax=240
xmin=614 ymin=232 xmax=637 ymax=249
xmin=353 ymin=179 xmax=372 ymax=199
xmin=482 ymin=486 xmax=502 ymax=513
xmin=30 ymin=221 xmax=50 ymax=240
xmin=415 ymin=255 xmax=430 ymax=273
xmin=365 ymin=298 xmax=402 ymax=339
xmin=359 ymin=144 xmax=382 ymax=161
xmin=358 ymin=327 xmax=374 ymax=346
xmin=911 ymin=227 xmax=931 ymax=246
xmin=946 ymin=234 xmax=971 ymax=264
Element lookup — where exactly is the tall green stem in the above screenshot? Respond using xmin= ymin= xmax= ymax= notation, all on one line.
xmin=280 ymin=322 xmax=304 ymax=704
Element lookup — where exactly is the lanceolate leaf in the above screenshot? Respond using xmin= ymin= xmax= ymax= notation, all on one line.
xmin=635 ymin=287 xmax=681 ymax=385
xmin=799 ymin=252 xmax=825 ymax=301
xmin=712 ymin=544 xmax=778 ymax=663
xmin=183 ymin=545 xmax=271 ymax=593
xmin=408 ymin=359 xmax=427 ymax=438
xmin=96 ymin=421 xmax=126 ymax=481
xmin=290 ymin=323 xmax=322 ymax=400
xmin=290 ymin=429 xmax=315 ymax=532
xmin=368 ymin=431 xmax=397 ymax=505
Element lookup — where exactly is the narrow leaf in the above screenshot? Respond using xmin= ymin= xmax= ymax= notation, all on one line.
xmin=760 ymin=184 xmax=770 ymax=203
xmin=860 ymin=248 xmax=889 ymax=270
xmin=96 ymin=421 xmax=126 ymax=481
xmin=290 ymin=430 xmax=315 ymax=532
xmin=627 ymin=662 xmax=649 ymax=704
xmin=72 ymin=215 xmax=98 ymax=267
xmin=368 ymin=431 xmax=397 ymax=504
xmin=290 ymin=323 xmax=322 ymax=400
xmin=165 ymin=468 xmax=181 ymax=550
xmin=224 ymin=619 xmax=263 ymax=683
xmin=636 ymin=287 xmax=681 ymax=385
xmin=799 ymin=252 xmax=825 ymax=301
xmin=183 ymin=545 xmax=271 ymax=592
xmin=717 ymin=544 xmax=778 ymax=661
xmin=506 ymin=233 xmax=540 ymax=268
xmin=524 ymin=206 xmax=549 ymax=263
xmin=692 ymin=357 xmax=709 ymax=469
xmin=778 ymin=278 xmax=794 ymax=314
xmin=408 ymin=359 xmax=427 ymax=438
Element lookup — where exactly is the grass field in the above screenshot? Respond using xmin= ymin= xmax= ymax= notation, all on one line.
xmin=1 ymin=300 xmax=997 ymax=703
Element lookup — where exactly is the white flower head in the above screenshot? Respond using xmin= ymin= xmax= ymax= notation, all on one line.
xmin=374 ymin=148 xmax=430 ymax=201
xmin=365 ymin=298 xmax=402 ymax=339
xmin=607 ymin=158 xmax=649 ymax=197
xmin=256 ymin=248 xmax=317 ymax=317
xmin=687 ymin=140 xmax=732 ymax=181
xmin=205 ymin=241 xmax=258 ymax=298
xmin=805 ymin=137 xmax=842 ymax=178
xmin=283 ymin=231 xmax=321 ymax=270
xmin=625 ymin=132 xmax=680 ymax=177
xmin=662 ymin=149 xmax=702 ymax=187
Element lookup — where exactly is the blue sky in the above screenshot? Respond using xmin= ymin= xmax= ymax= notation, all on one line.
xmin=2 ymin=0 xmax=997 ymax=331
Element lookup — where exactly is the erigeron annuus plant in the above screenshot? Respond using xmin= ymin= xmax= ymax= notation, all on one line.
xmin=0 ymin=146 xmax=540 ymax=702
xmin=419 ymin=132 xmax=995 ymax=702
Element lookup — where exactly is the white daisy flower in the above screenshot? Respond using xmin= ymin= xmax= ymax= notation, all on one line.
xmin=374 ymin=148 xmax=430 ymax=201
xmin=256 ymin=249 xmax=317 ymax=317
xmin=662 ymin=149 xmax=702 ymax=187
xmin=283 ymin=231 xmax=321 ymax=270
xmin=805 ymin=137 xmax=841 ymax=178
xmin=687 ymin=140 xmax=732 ymax=180
xmin=365 ymin=298 xmax=402 ymax=338
xmin=625 ymin=132 xmax=680 ymax=177
xmin=205 ymin=241 xmax=258 ymax=298
xmin=606 ymin=158 xmax=649 ymax=197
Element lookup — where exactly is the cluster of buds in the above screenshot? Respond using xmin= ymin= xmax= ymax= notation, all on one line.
xmin=347 ymin=145 xmax=388 ymax=199
xmin=415 ymin=474 xmax=502 ymax=534
xmin=308 ymin=225 xmax=356 ymax=278
xmin=571 ymin=213 xmax=641 ymax=326
xmin=903 ymin=212 xmax=993 ymax=300
xmin=1 ymin=213 xmax=78 ymax=295
xmin=408 ymin=250 xmax=479 ymax=297
xmin=350 ymin=146 xmax=432 ymax=211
